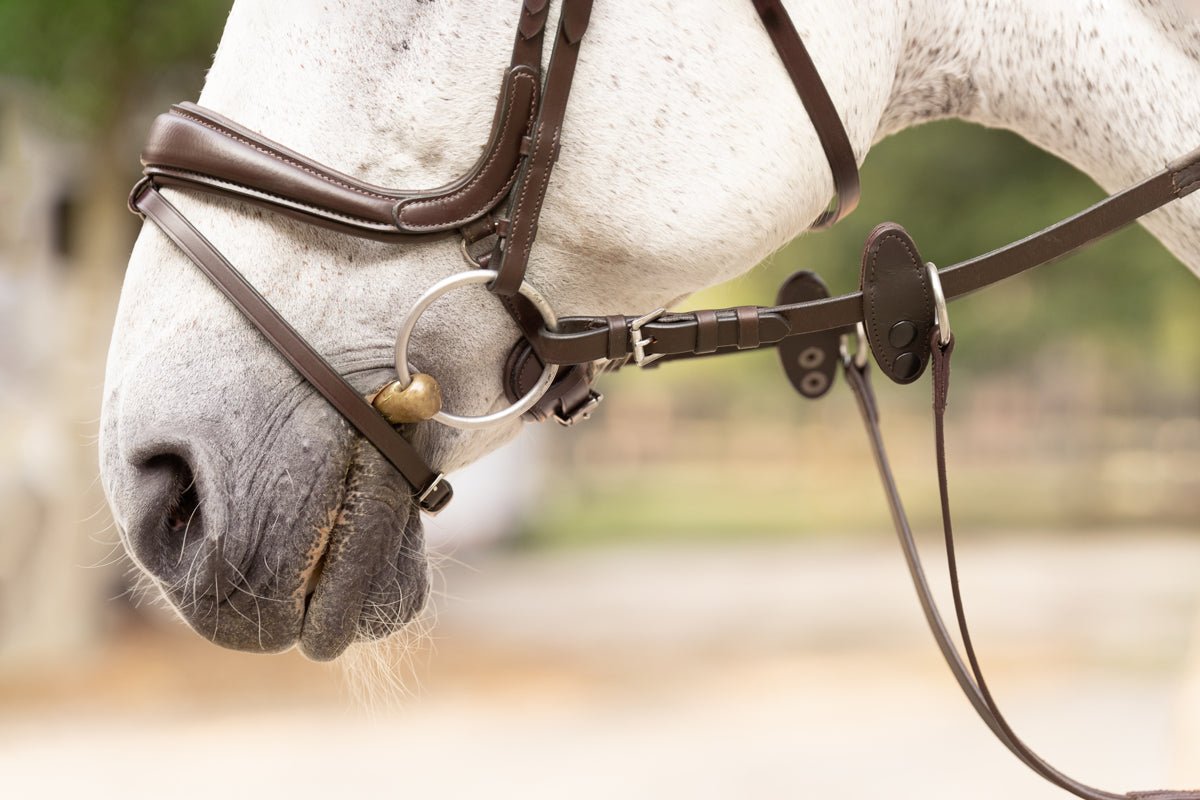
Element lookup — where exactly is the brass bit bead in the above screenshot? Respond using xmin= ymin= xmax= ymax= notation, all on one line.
xmin=370 ymin=374 xmax=443 ymax=424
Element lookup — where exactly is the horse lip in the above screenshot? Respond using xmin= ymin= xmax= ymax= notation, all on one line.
xmin=297 ymin=493 xmax=367 ymax=660
xmin=296 ymin=450 xmax=422 ymax=662
xmin=303 ymin=547 xmax=330 ymax=601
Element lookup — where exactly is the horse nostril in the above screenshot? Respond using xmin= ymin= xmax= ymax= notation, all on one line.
xmin=163 ymin=457 xmax=201 ymax=543
xmin=127 ymin=452 xmax=207 ymax=579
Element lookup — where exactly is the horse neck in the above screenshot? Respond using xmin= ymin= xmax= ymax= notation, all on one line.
xmin=888 ymin=0 xmax=1200 ymax=273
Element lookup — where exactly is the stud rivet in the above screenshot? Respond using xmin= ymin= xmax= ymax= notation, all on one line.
xmin=889 ymin=320 xmax=918 ymax=348
xmin=894 ymin=352 xmax=920 ymax=380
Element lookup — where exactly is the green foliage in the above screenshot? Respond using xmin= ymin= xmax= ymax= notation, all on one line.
xmin=0 ymin=0 xmax=233 ymax=126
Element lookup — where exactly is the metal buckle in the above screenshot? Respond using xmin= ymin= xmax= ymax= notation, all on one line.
xmin=460 ymin=237 xmax=485 ymax=268
xmin=629 ymin=308 xmax=666 ymax=367
xmin=416 ymin=472 xmax=450 ymax=514
xmin=926 ymin=262 xmax=952 ymax=347
xmin=554 ymin=390 xmax=604 ymax=427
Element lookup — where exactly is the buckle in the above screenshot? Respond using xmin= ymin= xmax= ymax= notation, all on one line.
xmin=629 ymin=308 xmax=666 ymax=367
xmin=554 ymin=390 xmax=604 ymax=427
xmin=416 ymin=473 xmax=453 ymax=515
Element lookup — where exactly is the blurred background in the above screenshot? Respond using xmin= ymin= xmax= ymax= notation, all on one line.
xmin=1 ymin=2 xmax=1198 ymax=798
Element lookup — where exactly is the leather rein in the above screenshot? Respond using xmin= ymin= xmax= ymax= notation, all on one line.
xmin=127 ymin=1 xmax=1200 ymax=797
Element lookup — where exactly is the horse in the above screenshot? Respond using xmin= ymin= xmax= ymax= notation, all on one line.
xmin=101 ymin=0 xmax=1198 ymax=665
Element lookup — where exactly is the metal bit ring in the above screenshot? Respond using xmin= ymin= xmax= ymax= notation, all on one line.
xmin=393 ymin=269 xmax=558 ymax=430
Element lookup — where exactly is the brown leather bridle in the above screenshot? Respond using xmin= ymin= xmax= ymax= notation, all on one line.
xmin=127 ymin=1 xmax=1199 ymax=796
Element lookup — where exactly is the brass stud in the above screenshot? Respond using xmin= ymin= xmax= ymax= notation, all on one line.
xmin=370 ymin=374 xmax=443 ymax=424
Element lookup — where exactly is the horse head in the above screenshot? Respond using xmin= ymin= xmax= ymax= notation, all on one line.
xmin=100 ymin=0 xmax=1200 ymax=664
xmin=99 ymin=0 xmax=881 ymax=659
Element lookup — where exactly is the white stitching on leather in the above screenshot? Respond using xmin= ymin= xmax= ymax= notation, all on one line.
xmin=396 ymin=70 xmax=538 ymax=227
xmin=159 ymin=169 xmax=395 ymax=230
xmin=171 ymin=109 xmax=397 ymax=201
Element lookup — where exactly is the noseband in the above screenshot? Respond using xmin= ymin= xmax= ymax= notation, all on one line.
xmin=128 ymin=1 xmax=1199 ymax=797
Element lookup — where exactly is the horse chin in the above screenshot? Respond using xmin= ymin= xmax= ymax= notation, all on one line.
xmin=296 ymin=442 xmax=430 ymax=662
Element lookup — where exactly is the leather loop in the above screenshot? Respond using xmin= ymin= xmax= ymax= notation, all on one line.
xmin=460 ymin=215 xmax=496 ymax=245
xmin=694 ymin=309 xmax=720 ymax=354
xmin=142 ymin=65 xmax=539 ymax=240
xmin=605 ymin=314 xmax=628 ymax=360
xmin=735 ymin=306 xmax=760 ymax=349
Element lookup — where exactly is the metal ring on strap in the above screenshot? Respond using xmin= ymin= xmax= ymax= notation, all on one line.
xmin=839 ymin=321 xmax=869 ymax=370
xmin=926 ymin=262 xmax=951 ymax=347
xmin=394 ymin=269 xmax=559 ymax=430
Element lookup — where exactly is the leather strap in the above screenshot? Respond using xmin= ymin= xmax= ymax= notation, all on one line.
xmin=844 ymin=334 xmax=1199 ymax=800
xmin=138 ymin=0 xmax=553 ymax=242
xmin=751 ymin=0 xmax=860 ymax=229
xmin=512 ymin=0 xmax=553 ymax=69
xmin=941 ymin=148 xmax=1200 ymax=299
xmin=131 ymin=182 xmax=453 ymax=514
xmin=530 ymin=145 xmax=1200 ymax=366
xmin=489 ymin=0 xmax=594 ymax=296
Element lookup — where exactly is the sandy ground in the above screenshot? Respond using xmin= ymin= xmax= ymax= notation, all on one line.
xmin=1 ymin=532 xmax=1198 ymax=799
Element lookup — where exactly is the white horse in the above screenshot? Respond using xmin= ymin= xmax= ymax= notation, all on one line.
xmin=100 ymin=0 xmax=1199 ymax=674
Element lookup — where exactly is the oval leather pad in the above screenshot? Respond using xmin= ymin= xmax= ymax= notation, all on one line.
xmin=776 ymin=270 xmax=839 ymax=399
xmin=860 ymin=222 xmax=934 ymax=385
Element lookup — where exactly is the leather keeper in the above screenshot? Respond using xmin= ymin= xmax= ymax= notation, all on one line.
xmin=860 ymin=222 xmax=935 ymax=385
xmin=776 ymin=270 xmax=839 ymax=399
xmin=604 ymin=315 xmax=628 ymax=360
xmin=694 ymin=309 xmax=720 ymax=355
xmin=735 ymin=306 xmax=760 ymax=349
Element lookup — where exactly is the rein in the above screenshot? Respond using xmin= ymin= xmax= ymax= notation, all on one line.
xmin=127 ymin=1 xmax=1200 ymax=796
